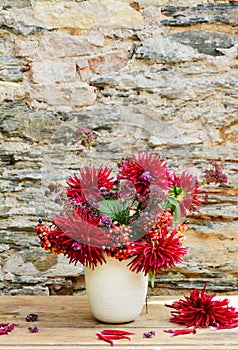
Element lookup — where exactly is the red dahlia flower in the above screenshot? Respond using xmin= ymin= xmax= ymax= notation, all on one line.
xmin=67 ymin=165 xmax=114 ymax=206
xmin=36 ymin=223 xmax=105 ymax=268
xmin=166 ymin=284 xmax=238 ymax=330
xmin=53 ymin=209 xmax=108 ymax=248
xmin=35 ymin=211 xmax=108 ymax=268
xmin=128 ymin=224 xmax=187 ymax=276
xmin=118 ymin=153 xmax=170 ymax=198
xmin=169 ymin=171 xmax=201 ymax=217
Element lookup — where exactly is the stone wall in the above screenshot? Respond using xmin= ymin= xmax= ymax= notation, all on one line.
xmin=0 ymin=0 xmax=237 ymax=296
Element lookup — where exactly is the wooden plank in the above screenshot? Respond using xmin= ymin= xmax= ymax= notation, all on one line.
xmin=0 ymin=295 xmax=237 ymax=349
xmin=1 ymin=327 xmax=236 ymax=345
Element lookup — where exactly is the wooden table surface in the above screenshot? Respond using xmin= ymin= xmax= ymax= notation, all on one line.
xmin=0 ymin=295 xmax=237 ymax=350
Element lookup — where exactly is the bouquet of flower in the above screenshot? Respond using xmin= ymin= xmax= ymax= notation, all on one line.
xmin=35 ymin=152 xmax=226 ymax=284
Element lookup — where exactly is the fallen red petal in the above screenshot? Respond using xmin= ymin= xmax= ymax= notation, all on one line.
xmin=103 ymin=335 xmax=131 ymax=341
xmin=96 ymin=330 xmax=135 ymax=346
xmin=101 ymin=329 xmax=135 ymax=336
xmin=96 ymin=332 xmax=114 ymax=346
xmin=6 ymin=324 xmax=18 ymax=332
xmin=0 ymin=323 xmax=18 ymax=335
xmin=0 ymin=323 xmax=9 ymax=327
xmin=164 ymin=327 xmax=196 ymax=337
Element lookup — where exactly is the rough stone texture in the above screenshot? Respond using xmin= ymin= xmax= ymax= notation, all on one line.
xmin=88 ymin=50 xmax=129 ymax=74
xmin=1 ymin=0 xmax=31 ymax=8
xmin=170 ymin=31 xmax=235 ymax=56
xmin=0 ymin=0 xmax=237 ymax=296
xmin=0 ymin=56 xmax=26 ymax=81
xmin=161 ymin=3 xmax=238 ymax=26
xmin=32 ymin=0 xmax=144 ymax=29
xmin=15 ymin=34 xmax=91 ymax=60
xmin=30 ymin=61 xmax=77 ymax=84
xmin=136 ymin=36 xmax=204 ymax=63
xmin=28 ymin=82 xmax=97 ymax=109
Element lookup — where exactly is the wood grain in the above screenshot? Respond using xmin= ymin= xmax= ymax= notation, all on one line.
xmin=0 ymin=295 xmax=237 ymax=349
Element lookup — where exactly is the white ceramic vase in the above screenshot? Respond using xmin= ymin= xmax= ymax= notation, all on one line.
xmin=85 ymin=256 xmax=148 ymax=323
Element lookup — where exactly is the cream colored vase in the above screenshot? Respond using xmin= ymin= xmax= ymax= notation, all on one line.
xmin=85 ymin=256 xmax=148 ymax=323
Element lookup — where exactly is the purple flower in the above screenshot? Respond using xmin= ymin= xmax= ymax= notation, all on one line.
xmin=74 ymin=126 xmax=96 ymax=149
xmin=99 ymin=215 xmax=113 ymax=228
xmin=143 ymin=330 xmax=156 ymax=338
xmin=139 ymin=171 xmax=155 ymax=184
xmin=28 ymin=326 xmax=39 ymax=333
xmin=26 ymin=313 xmax=38 ymax=322
xmin=204 ymin=161 xmax=228 ymax=186
xmin=71 ymin=241 xmax=82 ymax=250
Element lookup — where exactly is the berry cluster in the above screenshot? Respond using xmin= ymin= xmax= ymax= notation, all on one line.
xmin=35 ymin=222 xmax=65 ymax=255
xmin=104 ymin=224 xmax=135 ymax=260
xmin=36 ymin=223 xmax=53 ymax=252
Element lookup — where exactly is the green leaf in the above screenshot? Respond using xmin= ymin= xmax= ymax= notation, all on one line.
xmin=98 ymin=200 xmax=129 ymax=223
xmin=173 ymin=205 xmax=181 ymax=222
xmin=168 ymin=196 xmax=178 ymax=207
xmin=168 ymin=196 xmax=181 ymax=222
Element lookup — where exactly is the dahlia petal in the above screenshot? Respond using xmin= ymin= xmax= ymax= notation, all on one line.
xmin=0 ymin=323 xmax=18 ymax=335
xmin=164 ymin=327 xmax=196 ymax=337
